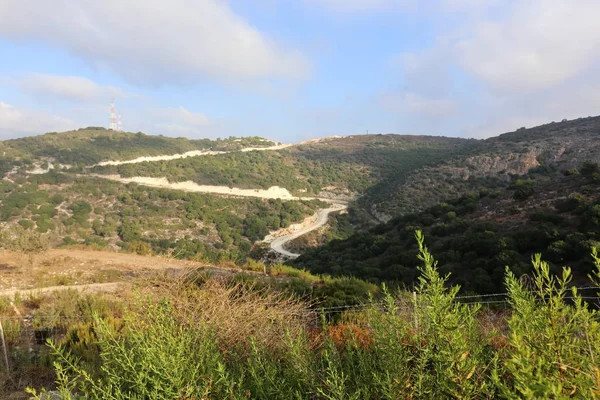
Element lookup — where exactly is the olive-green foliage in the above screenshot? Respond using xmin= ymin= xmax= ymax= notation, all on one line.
xmin=0 ymin=226 xmax=49 ymax=254
xmin=296 ymin=167 xmax=600 ymax=294
xmin=0 ymin=173 xmax=323 ymax=263
xmin=581 ymin=160 xmax=600 ymax=176
xmin=313 ymin=278 xmax=378 ymax=310
xmin=494 ymin=253 xmax=600 ymax=399
xmin=91 ymin=135 xmax=474 ymax=197
xmin=0 ymin=128 xmax=274 ymax=167
xmin=92 ymin=149 xmax=373 ymax=194
xmin=29 ymin=302 xmax=234 ymax=400
xmin=355 ymin=232 xmax=494 ymax=399
xmin=26 ymin=239 xmax=600 ymax=399
xmin=511 ymin=179 xmax=534 ymax=201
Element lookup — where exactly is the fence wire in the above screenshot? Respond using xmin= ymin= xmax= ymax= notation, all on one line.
xmin=0 ymin=285 xmax=599 ymax=363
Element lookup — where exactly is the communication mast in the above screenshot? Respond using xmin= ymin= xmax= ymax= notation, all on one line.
xmin=109 ymin=99 xmax=117 ymax=130
xmin=117 ymin=111 xmax=123 ymax=132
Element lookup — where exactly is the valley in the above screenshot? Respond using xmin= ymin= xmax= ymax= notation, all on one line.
xmin=1 ymin=117 xmax=600 ymax=399
xmin=5 ymin=3 xmax=600 ymax=397
xmin=2 ymin=117 xmax=600 ymax=276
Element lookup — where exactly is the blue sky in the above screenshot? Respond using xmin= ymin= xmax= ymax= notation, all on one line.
xmin=1 ymin=0 xmax=600 ymax=143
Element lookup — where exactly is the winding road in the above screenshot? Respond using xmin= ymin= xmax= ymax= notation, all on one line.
xmin=89 ymin=173 xmax=348 ymax=258
xmin=267 ymin=202 xmax=347 ymax=258
xmin=32 ymin=143 xmax=351 ymax=260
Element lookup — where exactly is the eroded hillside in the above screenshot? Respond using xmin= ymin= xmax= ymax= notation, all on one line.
xmin=371 ymin=116 xmax=600 ymax=216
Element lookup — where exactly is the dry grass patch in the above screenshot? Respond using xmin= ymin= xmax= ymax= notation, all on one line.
xmin=137 ymin=273 xmax=314 ymax=355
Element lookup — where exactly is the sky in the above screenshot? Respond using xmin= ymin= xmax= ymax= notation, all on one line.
xmin=1 ymin=0 xmax=600 ymax=143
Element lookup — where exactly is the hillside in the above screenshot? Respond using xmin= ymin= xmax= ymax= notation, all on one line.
xmin=1 ymin=117 xmax=600 ymax=283
xmin=295 ymin=159 xmax=600 ymax=293
xmin=379 ymin=116 xmax=600 ymax=216
xmin=0 ymin=127 xmax=275 ymax=172
xmin=3 ymin=240 xmax=600 ymax=399
xmin=1 ymin=119 xmax=600 ymax=398
xmin=88 ymin=133 xmax=475 ymax=200
xmin=0 ymin=172 xmax=325 ymax=263
xmin=85 ymin=117 xmax=600 ymax=223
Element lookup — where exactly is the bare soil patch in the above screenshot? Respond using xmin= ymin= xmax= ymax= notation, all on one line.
xmin=0 ymin=248 xmax=202 ymax=292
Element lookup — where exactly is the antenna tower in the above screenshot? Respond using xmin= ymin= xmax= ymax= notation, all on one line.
xmin=117 ymin=111 xmax=123 ymax=132
xmin=109 ymin=99 xmax=117 ymax=130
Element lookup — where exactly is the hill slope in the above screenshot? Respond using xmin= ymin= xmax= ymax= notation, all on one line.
xmin=88 ymin=133 xmax=475 ymax=201
xmin=83 ymin=117 xmax=600 ymax=222
xmin=2 ymin=116 xmax=600 ymax=287
xmin=295 ymin=160 xmax=600 ymax=293
xmin=0 ymin=127 xmax=275 ymax=171
xmin=380 ymin=116 xmax=600 ymax=216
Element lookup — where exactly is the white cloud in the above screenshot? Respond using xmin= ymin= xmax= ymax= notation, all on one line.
xmin=382 ymin=0 xmax=600 ymax=138
xmin=0 ymin=0 xmax=309 ymax=85
xmin=392 ymin=48 xmax=453 ymax=97
xmin=456 ymin=0 xmax=600 ymax=92
xmin=463 ymin=79 xmax=600 ymax=138
xmin=19 ymin=73 xmax=124 ymax=101
xmin=0 ymin=102 xmax=75 ymax=138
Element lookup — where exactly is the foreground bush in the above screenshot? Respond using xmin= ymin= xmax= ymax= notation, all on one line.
xmin=28 ymin=234 xmax=600 ymax=399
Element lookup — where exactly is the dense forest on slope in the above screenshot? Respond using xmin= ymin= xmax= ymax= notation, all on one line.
xmin=0 ymin=127 xmax=274 ymax=170
xmin=295 ymin=160 xmax=600 ymax=294
xmin=0 ymin=171 xmax=324 ymax=262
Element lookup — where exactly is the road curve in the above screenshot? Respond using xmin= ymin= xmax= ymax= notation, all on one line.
xmin=85 ymin=174 xmax=349 ymax=258
xmin=269 ymin=203 xmax=347 ymax=258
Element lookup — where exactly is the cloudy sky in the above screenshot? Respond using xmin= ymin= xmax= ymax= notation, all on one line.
xmin=1 ymin=0 xmax=600 ymax=142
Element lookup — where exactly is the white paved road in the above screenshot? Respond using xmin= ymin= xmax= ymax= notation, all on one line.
xmin=269 ymin=203 xmax=347 ymax=258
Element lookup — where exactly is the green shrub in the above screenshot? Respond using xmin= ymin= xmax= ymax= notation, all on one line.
xmin=581 ymin=160 xmax=599 ymax=176
xmin=29 ymin=302 xmax=237 ymax=399
xmin=0 ymin=226 xmax=49 ymax=254
xmin=494 ymin=253 xmax=600 ymax=398
xmin=511 ymin=179 xmax=534 ymax=201
xmin=26 ymin=238 xmax=600 ymax=400
xmin=564 ymin=168 xmax=580 ymax=176
xmin=18 ymin=219 xmax=35 ymax=229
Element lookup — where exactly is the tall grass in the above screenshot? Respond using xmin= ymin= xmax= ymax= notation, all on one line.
xmin=27 ymin=233 xmax=600 ymax=399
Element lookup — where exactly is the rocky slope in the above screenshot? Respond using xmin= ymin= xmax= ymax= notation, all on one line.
xmin=373 ymin=116 xmax=600 ymax=216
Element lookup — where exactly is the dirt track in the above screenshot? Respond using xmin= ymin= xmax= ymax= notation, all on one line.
xmin=92 ymin=174 xmax=299 ymax=200
xmin=266 ymin=203 xmax=347 ymax=258
xmin=87 ymin=173 xmax=349 ymax=258
xmin=0 ymin=249 xmax=266 ymax=297
xmin=0 ymin=249 xmax=200 ymax=293
xmin=93 ymin=143 xmax=292 ymax=167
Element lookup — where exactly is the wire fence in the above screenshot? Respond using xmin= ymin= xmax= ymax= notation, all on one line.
xmin=0 ymin=284 xmax=599 ymax=373
xmin=1 ymin=285 xmax=599 ymax=320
